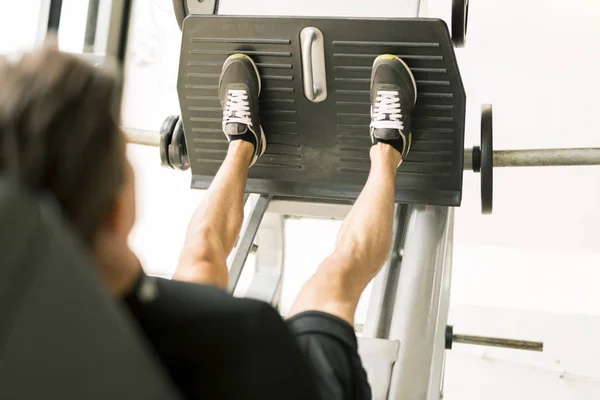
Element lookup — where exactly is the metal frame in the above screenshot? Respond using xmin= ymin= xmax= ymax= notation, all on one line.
xmin=186 ymin=0 xmax=218 ymax=16
xmin=84 ymin=0 xmax=102 ymax=53
xmin=363 ymin=204 xmax=408 ymax=339
xmin=225 ymin=199 xmax=454 ymax=400
xmin=227 ymin=195 xmax=270 ymax=293
xmin=386 ymin=205 xmax=452 ymax=400
xmin=46 ymin=0 xmax=63 ymax=32
xmin=243 ymin=212 xmax=285 ymax=306
xmin=105 ymin=0 xmax=133 ymax=65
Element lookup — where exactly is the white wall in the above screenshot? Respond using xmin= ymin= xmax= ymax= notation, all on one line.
xmin=2 ymin=0 xmax=600 ymax=399
xmin=446 ymin=305 xmax=600 ymax=400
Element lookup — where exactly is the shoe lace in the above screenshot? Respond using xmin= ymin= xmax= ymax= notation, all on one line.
xmin=223 ymin=89 xmax=252 ymax=127
xmin=370 ymin=90 xmax=403 ymax=131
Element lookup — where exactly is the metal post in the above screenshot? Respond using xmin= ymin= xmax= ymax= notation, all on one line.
xmin=227 ymin=195 xmax=270 ymax=294
xmin=428 ymin=208 xmax=454 ymax=400
xmin=105 ymin=0 xmax=133 ymax=65
xmin=362 ymin=204 xmax=408 ymax=339
xmin=387 ymin=205 xmax=452 ymax=400
xmin=46 ymin=0 xmax=63 ymax=32
xmin=84 ymin=0 xmax=102 ymax=53
xmin=36 ymin=0 xmax=52 ymax=46
xmin=243 ymin=213 xmax=285 ymax=306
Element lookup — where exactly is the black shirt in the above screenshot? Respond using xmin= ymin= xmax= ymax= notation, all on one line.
xmin=123 ymin=274 xmax=321 ymax=400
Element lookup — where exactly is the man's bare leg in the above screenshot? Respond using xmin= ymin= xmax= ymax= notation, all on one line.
xmin=288 ymin=144 xmax=399 ymax=324
xmin=174 ymin=54 xmax=266 ymax=289
xmin=289 ymin=55 xmax=417 ymax=325
xmin=175 ymin=141 xmax=253 ymax=288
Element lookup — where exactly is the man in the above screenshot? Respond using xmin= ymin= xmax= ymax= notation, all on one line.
xmin=0 ymin=47 xmax=416 ymax=399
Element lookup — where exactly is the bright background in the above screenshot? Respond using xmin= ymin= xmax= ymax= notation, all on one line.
xmin=1 ymin=1 xmax=600 ymax=398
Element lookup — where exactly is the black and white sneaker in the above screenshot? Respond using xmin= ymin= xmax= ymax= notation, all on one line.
xmin=218 ymin=54 xmax=267 ymax=167
xmin=369 ymin=54 xmax=417 ymax=165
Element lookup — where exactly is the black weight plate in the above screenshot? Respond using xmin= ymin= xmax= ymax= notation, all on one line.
xmin=445 ymin=325 xmax=454 ymax=350
xmin=169 ymin=118 xmax=190 ymax=171
xmin=481 ymin=104 xmax=493 ymax=214
xmin=160 ymin=115 xmax=179 ymax=169
xmin=452 ymin=0 xmax=469 ymax=47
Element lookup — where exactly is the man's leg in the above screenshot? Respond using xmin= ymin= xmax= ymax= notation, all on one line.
xmin=289 ymin=55 xmax=417 ymax=325
xmin=175 ymin=54 xmax=266 ymax=289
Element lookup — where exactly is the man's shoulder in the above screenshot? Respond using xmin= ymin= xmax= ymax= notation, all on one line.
xmin=123 ymin=274 xmax=281 ymax=331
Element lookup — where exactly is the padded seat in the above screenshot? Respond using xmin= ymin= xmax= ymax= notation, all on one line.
xmin=0 ymin=179 xmax=181 ymax=400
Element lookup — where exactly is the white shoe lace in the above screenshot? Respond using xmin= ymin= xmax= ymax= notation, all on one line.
xmin=222 ymin=89 xmax=252 ymax=129
xmin=370 ymin=90 xmax=403 ymax=131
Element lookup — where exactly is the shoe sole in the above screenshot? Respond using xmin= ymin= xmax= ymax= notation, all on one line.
xmin=372 ymin=54 xmax=418 ymax=106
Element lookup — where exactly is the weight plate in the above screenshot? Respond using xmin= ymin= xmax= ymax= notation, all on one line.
xmin=452 ymin=0 xmax=469 ymax=48
xmin=159 ymin=115 xmax=179 ymax=169
xmin=445 ymin=325 xmax=454 ymax=350
xmin=481 ymin=104 xmax=493 ymax=214
xmin=168 ymin=118 xmax=190 ymax=171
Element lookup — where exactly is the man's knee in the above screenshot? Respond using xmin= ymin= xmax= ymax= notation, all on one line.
xmin=289 ymin=255 xmax=365 ymax=324
xmin=175 ymin=223 xmax=229 ymax=287
xmin=182 ymin=223 xmax=227 ymax=263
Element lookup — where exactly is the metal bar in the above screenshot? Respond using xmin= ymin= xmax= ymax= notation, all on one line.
xmin=494 ymin=148 xmax=600 ymax=168
xmin=36 ymin=0 xmax=53 ymax=46
xmin=124 ymin=128 xmax=160 ymax=147
xmin=267 ymin=199 xmax=351 ymax=220
xmin=453 ymin=334 xmax=544 ymax=352
xmin=84 ymin=0 xmax=101 ymax=53
xmin=124 ymin=129 xmax=600 ymax=170
xmin=363 ymin=204 xmax=408 ymax=339
xmin=46 ymin=0 xmax=63 ymax=32
xmin=227 ymin=195 xmax=270 ymax=294
xmin=105 ymin=0 xmax=133 ymax=65
xmin=427 ymin=208 xmax=454 ymax=400
xmin=243 ymin=212 xmax=285 ymax=306
xmin=387 ymin=205 xmax=451 ymax=400
xmin=465 ymin=148 xmax=600 ymax=169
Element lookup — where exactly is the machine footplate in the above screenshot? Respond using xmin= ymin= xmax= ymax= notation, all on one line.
xmin=179 ymin=16 xmax=466 ymax=205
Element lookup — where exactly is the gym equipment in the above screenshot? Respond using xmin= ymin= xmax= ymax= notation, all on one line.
xmin=445 ymin=326 xmax=544 ymax=352
xmin=472 ymin=104 xmax=493 ymax=214
xmin=43 ymin=0 xmax=598 ymax=399
xmin=178 ymin=16 xmax=466 ymax=206
xmin=159 ymin=115 xmax=179 ymax=168
xmin=158 ymin=115 xmax=191 ymax=171
xmin=125 ymin=119 xmax=600 ymax=215
xmin=451 ymin=0 xmax=469 ymax=47
xmin=120 ymin=1 xmax=600 ymax=398
xmin=0 ymin=179 xmax=182 ymax=400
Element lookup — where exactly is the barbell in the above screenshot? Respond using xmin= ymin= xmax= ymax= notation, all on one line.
xmin=124 ymin=109 xmax=600 ymax=214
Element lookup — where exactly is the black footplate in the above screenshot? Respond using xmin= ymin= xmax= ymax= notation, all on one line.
xmin=178 ymin=16 xmax=466 ymax=206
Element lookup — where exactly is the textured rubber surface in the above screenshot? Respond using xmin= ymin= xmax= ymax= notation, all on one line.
xmin=178 ymin=16 xmax=466 ymax=206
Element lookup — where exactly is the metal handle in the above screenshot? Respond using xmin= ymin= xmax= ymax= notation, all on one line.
xmin=300 ymin=27 xmax=327 ymax=103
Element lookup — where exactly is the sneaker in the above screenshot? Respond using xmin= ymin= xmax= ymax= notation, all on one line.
xmin=369 ymin=54 xmax=417 ymax=164
xmin=218 ymin=54 xmax=266 ymax=166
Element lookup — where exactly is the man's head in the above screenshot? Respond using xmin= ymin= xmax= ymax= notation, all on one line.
xmin=0 ymin=46 xmax=139 ymax=293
